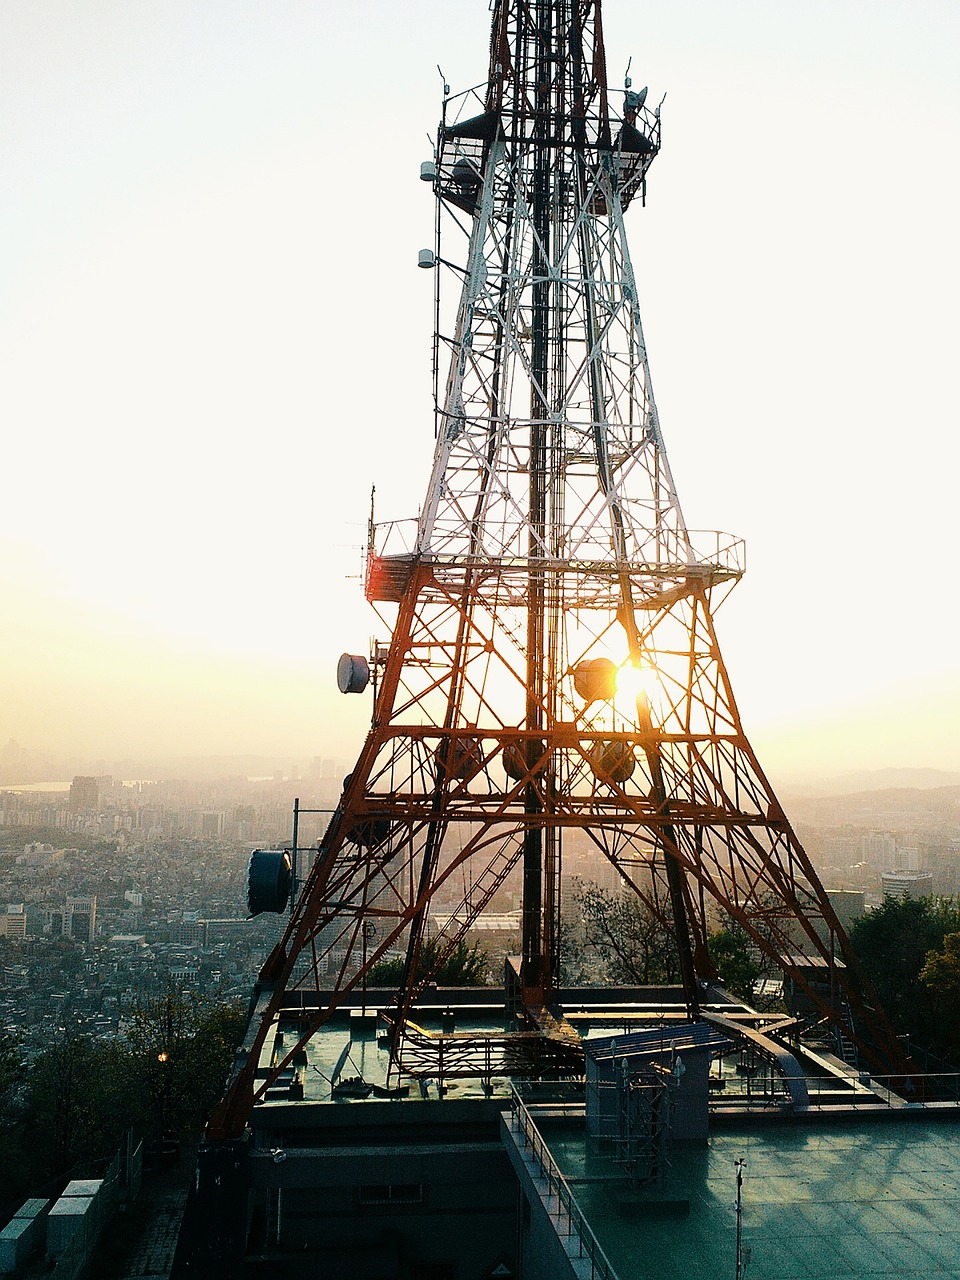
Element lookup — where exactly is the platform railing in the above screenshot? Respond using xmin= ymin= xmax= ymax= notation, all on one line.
xmin=507 ymin=1088 xmax=619 ymax=1280
xmin=368 ymin=517 xmax=744 ymax=580
xmin=711 ymin=1070 xmax=960 ymax=1110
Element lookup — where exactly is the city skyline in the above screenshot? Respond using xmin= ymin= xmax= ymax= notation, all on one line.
xmin=2 ymin=0 xmax=958 ymax=786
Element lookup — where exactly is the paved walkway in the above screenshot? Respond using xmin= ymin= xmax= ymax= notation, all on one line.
xmin=96 ymin=1146 xmax=196 ymax=1280
xmin=118 ymin=1193 xmax=185 ymax=1278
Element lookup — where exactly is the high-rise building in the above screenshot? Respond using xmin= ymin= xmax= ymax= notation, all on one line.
xmin=68 ymin=776 xmax=99 ymax=812
xmin=880 ymin=870 xmax=933 ymax=900
xmin=63 ymin=895 xmax=97 ymax=942
xmin=861 ymin=830 xmax=898 ymax=873
xmin=201 ymin=811 xmax=226 ymax=839
xmin=0 ymin=905 xmax=27 ymax=939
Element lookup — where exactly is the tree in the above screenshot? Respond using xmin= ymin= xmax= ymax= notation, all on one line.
xmin=23 ymin=1034 xmax=136 ymax=1178
xmin=850 ymin=895 xmax=960 ymax=1059
xmin=4 ymin=992 xmax=246 ymax=1204
xmin=920 ymin=932 xmax=960 ymax=1056
xmin=366 ymin=955 xmax=405 ymax=987
xmin=184 ymin=1000 xmax=248 ymax=1122
xmin=126 ymin=983 xmax=247 ymax=1135
xmin=0 ymin=1024 xmax=22 ymax=1116
xmin=921 ymin=932 xmax=960 ymax=996
xmin=572 ymin=883 xmax=680 ymax=985
xmin=707 ymin=926 xmax=762 ymax=1002
xmin=367 ymin=937 xmax=489 ymax=988
xmin=0 ymin=1026 xmax=27 ymax=1210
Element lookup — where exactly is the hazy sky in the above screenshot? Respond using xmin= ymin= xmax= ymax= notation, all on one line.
xmin=1 ymin=0 xmax=958 ymax=783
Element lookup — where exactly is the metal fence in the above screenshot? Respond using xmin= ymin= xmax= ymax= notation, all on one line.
xmin=798 ymin=1072 xmax=960 ymax=1109
xmin=709 ymin=1069 xmax=960 ymax=1111
xmin=123 ymin=1134 xmax=144 ymax=1209
xmin=508 ymin=1089 xmax=619 ymax=1280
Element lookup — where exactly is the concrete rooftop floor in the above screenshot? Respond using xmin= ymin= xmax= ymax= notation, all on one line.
xmin=547 ymin=1116 xmax=960 ymax=1279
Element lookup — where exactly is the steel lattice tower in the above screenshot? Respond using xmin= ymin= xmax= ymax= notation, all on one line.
xmin=208 ymin=0 xmax=910 ymax=1141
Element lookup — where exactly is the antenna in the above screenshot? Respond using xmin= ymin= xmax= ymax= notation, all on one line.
xmin=735 ymin=1158 xmax=746 ymax=1279
xmin=437 ymin=64 xmax=450 ymax=96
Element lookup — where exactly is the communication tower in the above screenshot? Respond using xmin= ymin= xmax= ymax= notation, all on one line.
xmin=208 ymin=0 xmax=909 ymax=1141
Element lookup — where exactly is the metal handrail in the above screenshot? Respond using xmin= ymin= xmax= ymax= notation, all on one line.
xmin=709 ymin=1070 xmax=960 ymax=1110
xmin=508 ymin=1088 xmax=620 ymax=1280
xmin=369 ymin=517 xmax=745 ymax=579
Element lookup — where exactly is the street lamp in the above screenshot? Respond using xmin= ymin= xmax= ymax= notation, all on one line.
xmin=156 ymin=1051 xmax=170 ymax=1148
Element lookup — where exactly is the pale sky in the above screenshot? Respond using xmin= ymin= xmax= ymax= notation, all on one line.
xmin=1 ymin=0 xmax=958 ymax=784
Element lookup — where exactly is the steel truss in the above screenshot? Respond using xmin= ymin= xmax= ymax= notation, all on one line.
xmin=618 ymin=1065 xmax=671 ymax=1186
xmin=207 ymin=0 xmax=910 ymax=1141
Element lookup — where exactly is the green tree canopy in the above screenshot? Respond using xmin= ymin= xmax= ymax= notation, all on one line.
xmin=126 ymin=983 xmax=247 ymax=1134
xmin=850 ymin=895 xmax=960 ymax=1061
xmin=0 ymin=1024 xmax=22 ymax=1115
xmin=367 ymin=937 xmax=488 ymax=989
xmin=3 ymin=991 xmax=247 ymax=1208
xmin=920 ymin=932 xmax=960 ymax=1058
xmin=921 ymin=932 xmax=960 ymax=996
xmin=707 ymin=926 xmax=762 ymax=1003
xmin=23 ymin=1034 xmax=136 ymax=1180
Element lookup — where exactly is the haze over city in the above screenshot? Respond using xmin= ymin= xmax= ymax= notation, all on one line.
xmin=2 ymin=0 xmax=958 ymax=787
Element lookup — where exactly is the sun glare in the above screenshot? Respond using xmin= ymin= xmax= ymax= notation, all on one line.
xmin=615 ymin=660 xmax=656 ymax=702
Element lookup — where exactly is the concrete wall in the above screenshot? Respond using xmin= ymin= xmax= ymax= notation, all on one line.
xmin=0 ymin=1201 xmax=49 ymax=1276
xmin=247 ymin=1100 xmax=518 ymax=1280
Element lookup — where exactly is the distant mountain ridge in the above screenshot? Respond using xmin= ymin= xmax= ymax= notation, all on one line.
xmin=780 ymin=767 xmax=960 ymax=800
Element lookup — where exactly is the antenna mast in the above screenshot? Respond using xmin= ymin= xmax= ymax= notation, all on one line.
xmin=207 ymin=0 xmax=912 ymax=1142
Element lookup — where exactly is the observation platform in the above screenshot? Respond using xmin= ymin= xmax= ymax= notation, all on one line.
xmin=193 ymin=987 xmax=960 ymax=1279
xmin=244 ymin=986 xmax=950 ymax=1120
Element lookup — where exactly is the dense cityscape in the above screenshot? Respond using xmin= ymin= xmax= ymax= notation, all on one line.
xmin=0 ymin=765 xmax=339 ymax=1062
xmin=4 ymin=748 xmax=960 ymax=1065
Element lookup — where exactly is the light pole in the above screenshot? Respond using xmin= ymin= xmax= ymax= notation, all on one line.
xmin=156 ymin=1050 xmax=170 ymax=1147
xmin=735 ymin=1157 xmax=746 ymax=1279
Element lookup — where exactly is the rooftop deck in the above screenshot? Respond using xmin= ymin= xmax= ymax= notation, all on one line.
xmin=238 ymin=991 xmax=960 ymax=1279
xmin=535 ymin=1113 xmax=960 ymax=1279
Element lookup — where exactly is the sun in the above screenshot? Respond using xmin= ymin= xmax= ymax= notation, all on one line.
xmin=615 ymin=660 xmax=657 ymax=703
